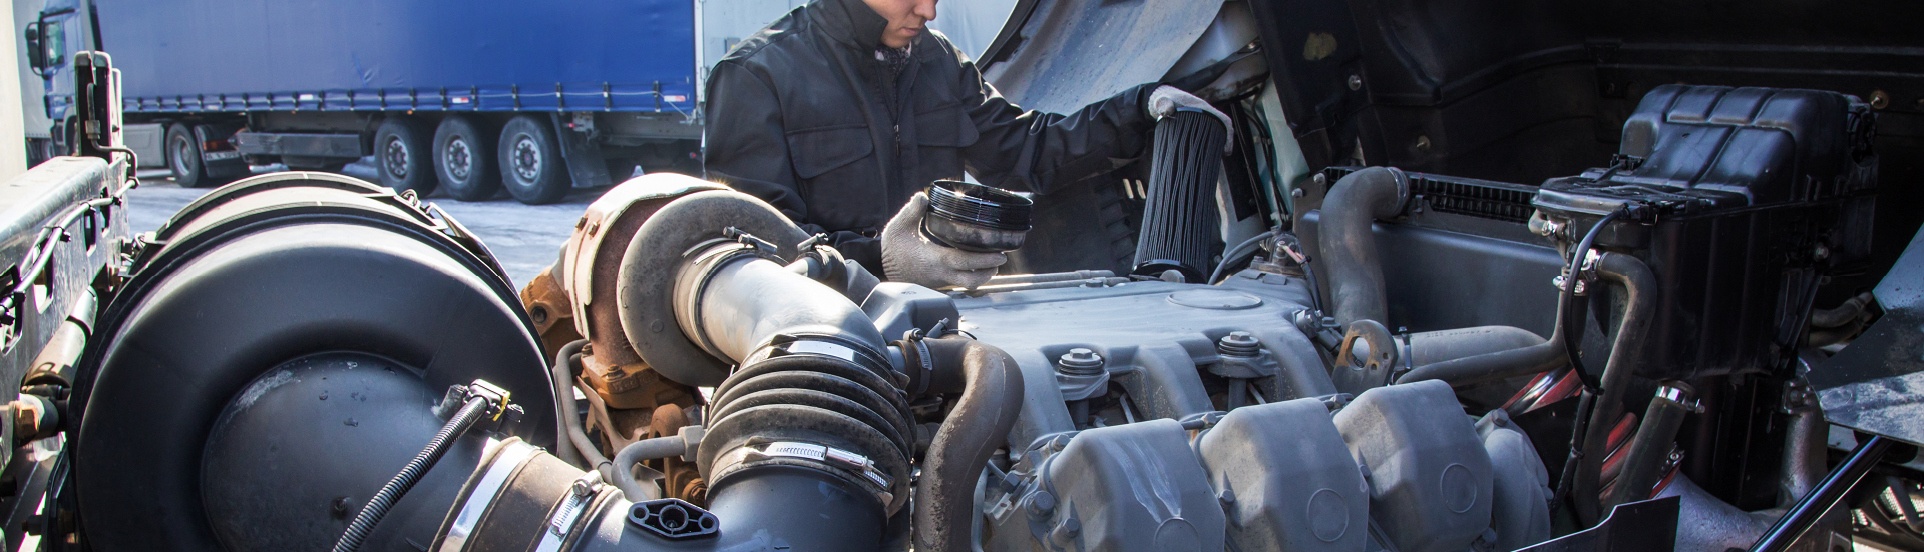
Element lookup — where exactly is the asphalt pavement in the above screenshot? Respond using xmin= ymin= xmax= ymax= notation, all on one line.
xmin=124 ymin=161 xmax=604 ymax=288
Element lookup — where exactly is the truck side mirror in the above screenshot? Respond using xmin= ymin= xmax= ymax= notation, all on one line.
xmin=24 ymin=22 xmax=44 ymax=72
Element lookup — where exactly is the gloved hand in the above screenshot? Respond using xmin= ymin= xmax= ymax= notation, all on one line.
xmin=881 ymin=192 xmax=1008 ymax=290
xmin=1146 ymin=85 xmax=1235 ymax=152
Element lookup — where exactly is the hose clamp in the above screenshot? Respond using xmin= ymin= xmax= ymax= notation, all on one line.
xmin=901 ymin=329 xmax=934 ymax=397
xmin=714 ymin=441 xmax=895 ymax=506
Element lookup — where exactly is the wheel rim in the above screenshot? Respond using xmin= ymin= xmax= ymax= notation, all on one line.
xmin=446 ymin=138 xmax=472 ymax=181
xmin=171 ymin=136 xmax=192 ymax=176
xmin=511 ymin=134 xmax=542 ymax=182
xmin=383 ymin=135 xmax=411 ymax=179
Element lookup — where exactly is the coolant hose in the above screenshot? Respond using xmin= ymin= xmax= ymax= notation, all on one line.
xmin=552 ymin=339 xmax=611 ymax=477
xmin=1607 ymin=384 xmax=1692 ymax=510
xmin=611 ymin=436 xmax=683 ymax=501
xmin=551 ymin=339 xmax=591 ymax=468
xmin=1397 ymin=304 xmax=1570 ymax=387
xmin=910 ymin=337 xmax=1025 ymax=552
xmin=1573 ymin=253 xmax=1658 ymax=526
xmin=1316 ymin=167 xmax=1409 ymax=326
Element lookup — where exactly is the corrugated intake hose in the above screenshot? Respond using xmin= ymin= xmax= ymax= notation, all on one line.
xmin=675 ymin=235 xmax=914 ymax=548
xmin=903 ymin=337 xmax=1025 ymax=552
xmin=1133 ymin=109 xmax=1228 ymax=282
xmin=1572 ymin=252 xmax=1658 ymax=527
xmin=1315 ymin=166 xmax=1410 ymax=327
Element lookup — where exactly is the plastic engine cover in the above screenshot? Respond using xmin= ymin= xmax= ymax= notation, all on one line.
xmin=1198 ymin=397 xmax=1369 ymax=551
xmin=1035 ymin=419 xmax=1227 ymax=551
xmin=1334 ymin=380 xmax=1494 ymax=552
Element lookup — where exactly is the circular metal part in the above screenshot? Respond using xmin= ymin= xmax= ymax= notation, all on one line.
xmin=1307 ymin=488 xmax=1351 ymax=542
xmin=74 ymin=173 xmax=551 ymax=552
xmin=1167 ymin=289 xmax=1264 ymax=310
xmin=1217 ymin=331 xmax=1262 ymax=357
xmin=511 ymin=134 xmax=543 ymax=181
xmin=202 ymin=353 xmax=485 ymax=551
xmin=447 ymin=138 xmax=473 ymax=180
xmin=922 ymin=180 xmax=1032 ymax=253
xmin=1056 ymin=348 xmax=1106 ymax=376
xmin=383 ymin=134 xmax=412 ymax=179
xmin=616 ymin=190 xmax=810 ymax=387
xmin=1870 ymin=90 xmax=1890 ymax=110
xmin=1347 ymin=74 xmax=1363 ymax=90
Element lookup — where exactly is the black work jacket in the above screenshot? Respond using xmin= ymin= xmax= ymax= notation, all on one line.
xmin=702 ymin=0 xmax=1157 ymax=269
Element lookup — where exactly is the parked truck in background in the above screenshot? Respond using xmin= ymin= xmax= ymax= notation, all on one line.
xmin=16 ymin=0 xmax=815 ymax=204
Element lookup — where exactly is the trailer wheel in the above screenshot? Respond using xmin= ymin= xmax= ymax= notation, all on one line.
xmin=497 ymin=115 xmax=568 ymax=205
xmin=167 ymin=123 xmax=219 ymax=188
xmin=433 ymin=116 xmax=500 ymax=201
xmin=375 ymin=116 xmax=437 ymax=197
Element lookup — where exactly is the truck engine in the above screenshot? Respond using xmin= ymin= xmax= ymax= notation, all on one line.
xmin=7 ymin=1 xmax=1921 ymax=551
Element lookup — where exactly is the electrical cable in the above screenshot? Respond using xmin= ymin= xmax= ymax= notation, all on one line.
xmin=1208 ymin=230 xmax=1276 ymax=284
xmin=331 ymin=395 xmax=490 ymax=552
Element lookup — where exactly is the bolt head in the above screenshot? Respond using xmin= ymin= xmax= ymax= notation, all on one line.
xmin=1029 ymin=491 xmax=1057 ymax=515
xmin=1347 ymin=74 xmax=1363 ymax=90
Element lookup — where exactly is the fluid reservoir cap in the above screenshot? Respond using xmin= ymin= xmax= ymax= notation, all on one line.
xmin=1167 ymin=290 xmax=1263 ymax=310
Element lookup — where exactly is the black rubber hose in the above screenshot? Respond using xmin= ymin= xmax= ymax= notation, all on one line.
xmin=1558 ymin=210 xmax=1625 ymax=381
xmin=1607 ymin=385 xmax=1692 ymax=510
xmin=1134 ymin=109 xmax=1228 ymax=282
xmin=333 ymin=396 xmax=488 ymax=552
xmin=1315 ymin=167 xmax=1408 ymax=327
xmin=551 ymin=339 xmax=588 ymax=468
xmin=1573 ymin=253 xmax=1658 ymax=527
xmin=913 ymin=338 xmax=1025 ymax=552
xmin=1810 ymin=291 xmax=1874 ymax=329
xmin=1396 ymin=295 xmax=1571 ymax=387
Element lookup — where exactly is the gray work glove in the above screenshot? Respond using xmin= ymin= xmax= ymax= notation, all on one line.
xmin=881 ymin=192 xmax=1008 ymax=290
xmin=1146 ymin=84 xmax=1235 ymax=152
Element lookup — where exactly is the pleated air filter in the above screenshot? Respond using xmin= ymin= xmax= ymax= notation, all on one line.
xmin=1132 ymin=108 xmax=1228 ymax=282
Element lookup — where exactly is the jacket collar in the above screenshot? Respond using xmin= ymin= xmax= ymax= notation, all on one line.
xmin=808 ymin=0 xmax=891 ymax=52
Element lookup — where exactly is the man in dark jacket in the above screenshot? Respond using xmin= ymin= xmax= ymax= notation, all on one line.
xmin=704 ymin=0 xmax=1227 ymax=288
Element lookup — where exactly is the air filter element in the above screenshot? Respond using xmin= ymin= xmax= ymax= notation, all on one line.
xmin=1133 ymin=108 xmax=1228 ymax=282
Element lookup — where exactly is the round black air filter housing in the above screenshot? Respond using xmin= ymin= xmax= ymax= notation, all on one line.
xmin=72 ymin=172 xmax=554 ymax=552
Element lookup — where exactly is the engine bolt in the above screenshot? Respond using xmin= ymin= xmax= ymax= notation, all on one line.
xmin=1028 ymin=491 xmax=1057 ymax=516
xmin=1057 ymin=348 xmax=1105 ymax=377
xmin=1347 ymin=74 xmax=1363 ymax=90
xmin=1218 ymin=331 xmax=1261 ymax=358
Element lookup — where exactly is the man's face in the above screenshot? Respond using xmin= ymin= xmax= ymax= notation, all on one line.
xmin=861 ymin=0 xmax=937 ymax=48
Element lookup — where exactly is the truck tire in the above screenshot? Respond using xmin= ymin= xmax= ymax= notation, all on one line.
xmin=497 ymin=115 xmax=569 ymax=205
xmin=433 ymin=116 xmax=500 ymax=201
xmin=167 ymin=123 xmax=221 ymax=188
xmin=375 ymin=116 xmax=437 ymax=197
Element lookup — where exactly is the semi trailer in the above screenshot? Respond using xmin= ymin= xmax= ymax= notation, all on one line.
xmin=16 ymin=0 xmax=816 ymax=204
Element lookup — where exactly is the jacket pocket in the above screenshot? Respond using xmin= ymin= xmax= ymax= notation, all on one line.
xmin=786 ymin=125 xmax=874 ymax=179
xmin=914 ymin=104 xmax=979 ymax=148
